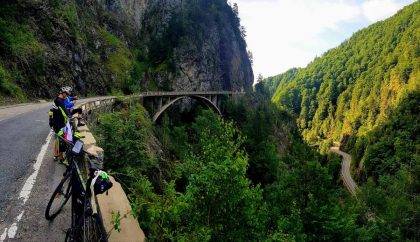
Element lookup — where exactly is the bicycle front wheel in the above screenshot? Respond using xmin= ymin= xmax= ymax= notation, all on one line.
xmin=45 ymin=171 xmax=72 ymax=220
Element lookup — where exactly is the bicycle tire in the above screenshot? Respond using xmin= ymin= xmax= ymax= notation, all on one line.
xmin=83 ymin=213 xmax=107 ymax=242
xmin=65 ymin=228 xmax=72 ymax=242
xmin=45 ymin=171 xmax=72 ymax=220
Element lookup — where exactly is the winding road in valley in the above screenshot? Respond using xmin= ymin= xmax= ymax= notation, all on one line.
xmin=330 ymin=146 xmax=358 ymax=196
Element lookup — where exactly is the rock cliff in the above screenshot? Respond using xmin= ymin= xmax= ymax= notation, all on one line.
xmin=0 ymin=0 xmax=253 ymax=102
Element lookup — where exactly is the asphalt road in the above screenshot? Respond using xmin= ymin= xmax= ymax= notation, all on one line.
xmin=0 ymin=98 xmax=106 ymax=241
xmin=330 ymin=146 xmax=358 ymax=196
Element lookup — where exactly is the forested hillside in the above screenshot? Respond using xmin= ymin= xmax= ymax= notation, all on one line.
xmin=264 ymin=2 xmax=419 ymax=240
xmin=270 ymin=2 xmax=419 ymax=146
xmin=0 ymin=0 xmax=252 ymax=103
xmin=95 ymin=94 xmax=355 ymax=241
xmin=262 ymin=68 xmax=298 ymax=97
xmin=95 ymin=84 xmax=418 ymax=240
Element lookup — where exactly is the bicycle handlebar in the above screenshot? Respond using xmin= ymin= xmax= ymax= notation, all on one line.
xmin=54 ymin=133 xmax=97 ymax=159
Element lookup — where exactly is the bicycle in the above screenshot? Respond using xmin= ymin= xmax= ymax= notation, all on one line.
xmin=45 ymin=135 xmax=112 ymax=242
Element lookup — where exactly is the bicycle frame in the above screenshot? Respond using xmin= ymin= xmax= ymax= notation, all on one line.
xmin=55 ymin=135 xmax=108 ymax=242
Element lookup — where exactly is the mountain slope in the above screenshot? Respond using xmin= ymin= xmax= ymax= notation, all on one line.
xmin=271 ymin=2 xmax=419 ymax=144
xmin=268 ymin=4 xmax=419 ymax=239
xmin=260 ymin=67 xmax=298 ymax=97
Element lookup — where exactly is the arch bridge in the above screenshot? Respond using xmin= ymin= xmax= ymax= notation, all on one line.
xmin=135 ymin=91 xmax=244 ymax=122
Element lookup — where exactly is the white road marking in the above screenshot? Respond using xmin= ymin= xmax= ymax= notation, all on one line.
xmin=19 ymin=132 xmax=53 ymax=203
xmin=7 ymin=211 xmax=24 ymax=239
xmin=1 ymin=132 xmax=52 ymax=242
xmin=0 ymin=229 xmax=6 ymax=241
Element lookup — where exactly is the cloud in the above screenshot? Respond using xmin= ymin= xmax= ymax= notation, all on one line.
xmin=234 ymin=0 xmax=414 ymax=80
xmin=236 ymin=0 xmax=362 ymax=77
xmin=361 ymin=0 xmax=406 ymax=22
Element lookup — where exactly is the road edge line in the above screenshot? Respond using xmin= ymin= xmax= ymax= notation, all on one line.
xmin=1 ymin=131 xmax=52 ymax=241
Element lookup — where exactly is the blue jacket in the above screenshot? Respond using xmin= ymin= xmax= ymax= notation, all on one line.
xmin=64 ymin=96 xmax=75 ymax=110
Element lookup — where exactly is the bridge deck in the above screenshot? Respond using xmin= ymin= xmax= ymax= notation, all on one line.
xmin=138 ymin=91 xmax=245 ymax=97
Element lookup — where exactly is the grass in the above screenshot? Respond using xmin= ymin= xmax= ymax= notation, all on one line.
xmin=0 ymin=18 xmax=44 ymax=59
xmin=99 ymin=27 xmax=124 ymax=48
xmin=0 ymin=64 xmax=26 ymax=102
xmin=55 ymin=2 xmax=88 ymax=43
xmin=99 ymin=28 xmax=136 ymax=92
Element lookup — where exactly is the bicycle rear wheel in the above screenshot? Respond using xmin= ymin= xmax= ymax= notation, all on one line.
xmin=45 ymin=171 xmax=72 ymax=220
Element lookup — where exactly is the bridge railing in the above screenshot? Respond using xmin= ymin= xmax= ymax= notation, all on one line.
xmin=138 ymin=91 xmax=245 ymax=97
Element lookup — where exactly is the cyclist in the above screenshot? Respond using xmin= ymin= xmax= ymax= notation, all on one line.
xmin=50 ymin=87 xmax=73 ymax=161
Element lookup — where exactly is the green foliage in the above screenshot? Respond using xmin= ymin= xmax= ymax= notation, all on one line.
xmin=345 ymin=91 xmax=419 ymax=240
xmin=97 ymin=107 xmax=269 ymax=241
xmin=55 ymin=3 xmax=78 ymax=30
xmin=361 ymin=91 xmax=418 ymax=179
xmin=99 ymin=28 xmax=136 ymax=93
xmin=271 ymin=2 xmax=419 ymax=144
xmin=174 ymin=111 xmax=268 ymax=241
xmin=54 ymin=2 xmax=87 ymax=43
xmin=225 ymin=97 xmax=286 ymax=185
xmin=100 ymin=27 xmax=123 ymax=48
xmin=0 ymin=64 xmax=26 ymax=101
xmin=96 ymin=105 xmax=157 ymax=173
xmin=268 ymin=3 xmax=419 ymax=240
xmin=225 ymin=96 xmax=360 ymax=240
xmin=99 ymin=95 xmax=370 ymax=241
xmin=111 ymin=211 xmax=122 ymax=233
xmin=262 ymin=68 xmax=299 ymax=97
xmin=0 ymin=18 xmax=44 ymax=60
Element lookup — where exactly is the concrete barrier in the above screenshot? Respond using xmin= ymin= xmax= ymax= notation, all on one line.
xmin=75 ymin=98 xmax=145 ymax=242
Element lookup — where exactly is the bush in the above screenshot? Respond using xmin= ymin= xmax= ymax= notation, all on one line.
xmin=96 ymin=104 xmax=157 ymax=174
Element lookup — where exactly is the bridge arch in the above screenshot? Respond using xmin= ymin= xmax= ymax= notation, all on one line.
xmin=152 ymin=95 xmax=222 ymax=122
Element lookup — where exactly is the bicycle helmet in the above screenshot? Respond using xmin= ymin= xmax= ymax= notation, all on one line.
xmin=60 ymin=86 xmax=72 ymax=94
xmin=91 ymin=171 xmax=113 ymax=195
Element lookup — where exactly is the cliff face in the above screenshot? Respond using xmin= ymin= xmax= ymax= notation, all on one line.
xmin=138 ymin=0 xmax=253 ymax=92
xmin=0 ymin=0 xmax=253 ymax=102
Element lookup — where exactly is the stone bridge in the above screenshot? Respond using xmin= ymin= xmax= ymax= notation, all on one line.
xmin=135 ymin=91 xmax=245 ymax=122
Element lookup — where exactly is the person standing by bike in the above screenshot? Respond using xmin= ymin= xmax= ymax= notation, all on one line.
xmin=49 ymin=86 xmax=73 ymax=161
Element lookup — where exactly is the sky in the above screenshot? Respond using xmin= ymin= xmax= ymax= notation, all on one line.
xmin=233 ymin=0 xmax=416 ymax=80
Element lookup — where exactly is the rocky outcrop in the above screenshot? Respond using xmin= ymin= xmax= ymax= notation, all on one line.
xmin=138 ymin=0 xmax=253 ymax=92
